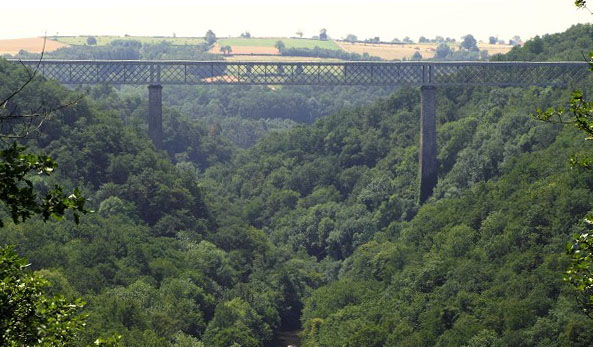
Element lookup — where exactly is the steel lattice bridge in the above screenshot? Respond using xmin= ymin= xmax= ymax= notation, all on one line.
xmin=11 ymin=59 xmax=590 ymax=203
xmin=13 ymin=59 xmax=587 ymax=86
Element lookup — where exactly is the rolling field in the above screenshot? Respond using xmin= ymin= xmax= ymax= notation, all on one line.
xmin=337 ymin=41 xmax=438 ymax=60
xmin=223 ymin=55 xmax=343 ymax=62
xmin=211 ymin=43 xmax=280 ymax=55
xmin=0 ymin=37 xmax=69 ymax=55
xmin=210 ymin=38 xmax=341 ymax=57
xmin=55 ymin=35 xmax=207 ymax=46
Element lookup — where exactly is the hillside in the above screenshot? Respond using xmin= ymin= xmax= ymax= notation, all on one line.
xmin=492 ymin=23 xmax=593 ymax=61
xmin=1 ymin=23 xmax=593 ymax=346
xmin=198 ymin=25 xmax=593 ymax=345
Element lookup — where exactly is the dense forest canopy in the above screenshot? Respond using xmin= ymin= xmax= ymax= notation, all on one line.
xmin=2 ymin=22 xmax=593 ymax=346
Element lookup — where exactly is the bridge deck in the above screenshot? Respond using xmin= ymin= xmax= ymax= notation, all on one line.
xmin=10 ymin=59 xmax=589 ymax=87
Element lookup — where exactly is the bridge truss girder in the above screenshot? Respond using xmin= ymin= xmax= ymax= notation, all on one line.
xmin=13 ymin=60 xmax=588 ymax=87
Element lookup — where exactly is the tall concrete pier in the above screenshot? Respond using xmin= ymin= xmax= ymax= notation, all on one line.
xmin=419 ymin=86 xmax=437 ymax=204
xmin=148 ymin=84 xmax=163 ymax=149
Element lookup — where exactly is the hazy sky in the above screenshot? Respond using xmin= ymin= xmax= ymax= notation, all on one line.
xmin=3 ymin=0 xmax=591 ymax=42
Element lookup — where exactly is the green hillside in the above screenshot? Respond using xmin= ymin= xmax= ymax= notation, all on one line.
xmin=2 ymin=22 xmax=593 ymax=346
xmin=492 ymin=23 xmax=593 ymax=61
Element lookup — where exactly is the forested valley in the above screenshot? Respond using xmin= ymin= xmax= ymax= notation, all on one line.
xmin=3 ymin=24 xmax=593 ymax=346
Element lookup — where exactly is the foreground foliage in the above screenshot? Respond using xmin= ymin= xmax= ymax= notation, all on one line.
xmin=566 ymin=230 xmax=593 ymax=318
xmin=0 ymin=143 xmax=86 ymax=226
xmin=0 ymin=245 xmax=86 ymax=346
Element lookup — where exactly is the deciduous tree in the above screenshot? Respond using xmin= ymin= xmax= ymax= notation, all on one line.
xmin=435 ymin=43 xmax=451 ymax=59
xmin=275 ymin=40 xmax=285 ymax=52
xmin=345 ymin=34 xmax=357 ymax=43
xmin=461 ymin=34 xmax=478 ymax=51
xmin=205 ymin=30 xmax=217 ymax=45
xmin=220 ymin=45 xmax=232 ymax=56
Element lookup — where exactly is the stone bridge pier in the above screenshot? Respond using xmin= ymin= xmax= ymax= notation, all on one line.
xmin=148 ymin=84 xmax=163 ymax=149
xmin=419 ymin=86 xmax=437 ymax=204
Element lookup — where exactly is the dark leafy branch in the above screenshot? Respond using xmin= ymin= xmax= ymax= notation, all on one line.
xmin=535 ymin=89 xmax=593 ymax=170
xmin=0 ymin=134 xmax=88 ymax=227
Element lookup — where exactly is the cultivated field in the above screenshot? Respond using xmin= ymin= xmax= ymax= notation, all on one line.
xmin=216 ymin=38 xmax=340 ymax=50
xmin=337 ymin=41 xmax=438 ymax=60
xmin=0 ymin=38 xmax=69 ymax=56
xmin=55 ymin=36 xmax=207 ymax=46
xmin=476 ymin=43 xmax=515 ymax=56
xmin=223 ymin=55 xmax=343 ymax=62
xmin=210 ymin=38 xmax=341 ymax=57
xmin=337 ymin=41 xmax=514 ymax=60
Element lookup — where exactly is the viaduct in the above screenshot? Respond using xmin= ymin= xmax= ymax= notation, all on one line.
xmin=12 ymin=59 xmax=588 ymax=203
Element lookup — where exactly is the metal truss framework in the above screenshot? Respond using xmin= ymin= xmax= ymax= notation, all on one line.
xmin=12 ymin=60 xmax=589 ymax=87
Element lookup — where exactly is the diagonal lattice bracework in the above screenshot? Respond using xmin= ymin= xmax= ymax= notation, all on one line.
xmin=12 ymin=60 xmax=589 ymax=87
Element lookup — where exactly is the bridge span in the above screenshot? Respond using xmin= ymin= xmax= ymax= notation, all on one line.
xmin=11 ymin=59 xmax=589 ymax=203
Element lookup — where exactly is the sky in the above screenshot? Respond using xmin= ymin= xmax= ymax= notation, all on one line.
xmin=2 ymin=0 xmax=592 ymax=42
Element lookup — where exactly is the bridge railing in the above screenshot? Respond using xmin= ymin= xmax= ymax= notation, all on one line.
xmin=10 ymin=59 xmax=590 ymax=87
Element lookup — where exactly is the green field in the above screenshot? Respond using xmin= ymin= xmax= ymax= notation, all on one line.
xmin=217 ymin=38 xmax=340 ymax=50
xmin=54 ymin=36 xmax=341 ymax=50
xmin=55 ymin=36 xmax=207 ymax=46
